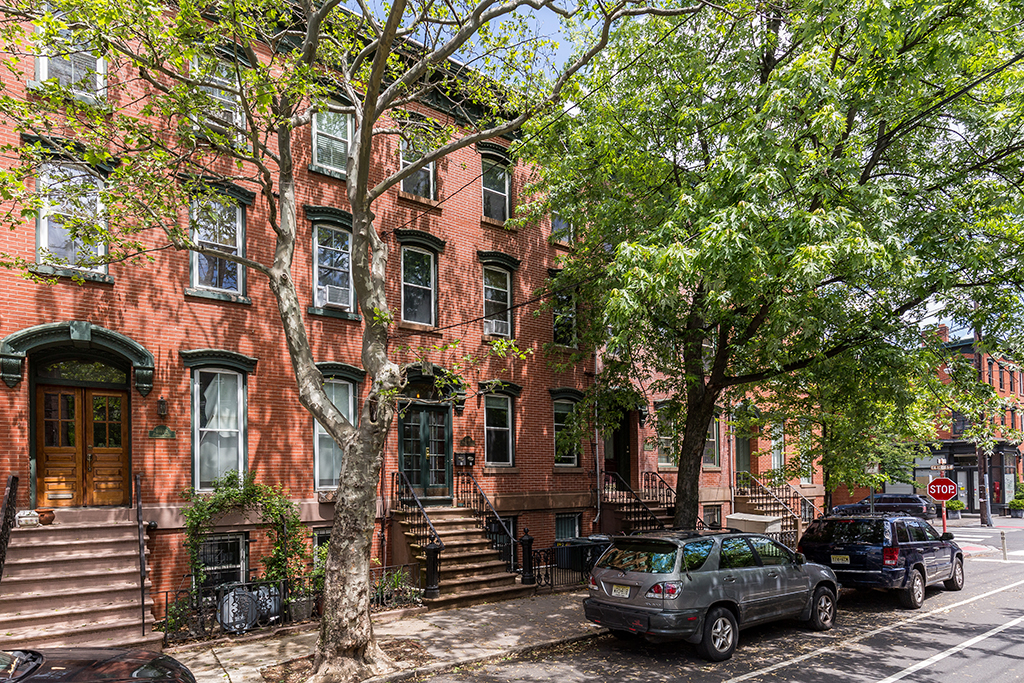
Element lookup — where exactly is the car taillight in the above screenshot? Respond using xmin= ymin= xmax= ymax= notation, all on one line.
xmin=645 ymin=582 xmax=683 ymax=599
xmin=589 ymin=575 xmax=598 ymax=590
xmin=883 ymin=547 xmax=900 ymax=566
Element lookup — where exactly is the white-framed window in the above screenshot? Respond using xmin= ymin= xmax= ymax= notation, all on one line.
xmin=553 ymin=399 xmax=579 ymax=467
xmin=195 ymin=57 xmax=244 ymax=139
xmin=482 ymin=158 xmax=509 ymax=221
xmin=194 ymin=368 xmax=245 ymax=490
xmin=553 ymin=290 xmax=576 ymax=346
xmin=555 ymin=512 xmax=581 ymax=540
xmin=402 ymin=246 xmax=435 ymax=325
xmin=703 ymin=505 xmax=722 ymax=529
xmin=37 ymin=161 xmax=106 ymax=271
xmin=191 ymin=194 xmax=244 ymax=294
xmin=483 ymin=266 xmax=511 ymax=337
xmin=198 ymin=533 xmax=246 ymax=588
xmin=656 ymin=407 xmax=675 ymax=467
xmin=315 ymin=379 xmax=355 ymax=490
xmin=314 ymin=224 xmax=352 ymax=310
xmin=485 ymin=394 xmax=513 ymax=466
xmin=313 ymin=108 xmax=350 ymax=175
xmin=703 ymin=416 xmax=720 ymax=467
xmin=771 ymin=422 xmax=785 ymax=470
xmin=35 ymin=21 xmax=106 ymax=99
xmin=401 ymin=141 xmax=435 ymax=199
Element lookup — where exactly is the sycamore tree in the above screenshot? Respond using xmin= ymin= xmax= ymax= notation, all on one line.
xmin=519 ymin=0 xmax=1024 ymax=529
xmin=0 ymin=0 xmax=717 ymax=680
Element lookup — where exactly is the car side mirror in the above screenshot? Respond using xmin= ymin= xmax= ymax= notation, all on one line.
xmin=941 ymin=532 xmax=954 ymax=541
xmin=794 ymin=552 xmax=806 ymax=565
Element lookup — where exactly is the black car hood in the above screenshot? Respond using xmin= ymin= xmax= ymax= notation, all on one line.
xmin=13 ymin=648 xmax=195 ymax=683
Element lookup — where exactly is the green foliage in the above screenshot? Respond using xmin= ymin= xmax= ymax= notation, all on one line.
xmin=946 ymin=499 xmax=966 ymax=511
xmin=181 ymin=470 xmax=309 ymax=586
xmin=1009 ymin=497 xmax=1024 ymax=510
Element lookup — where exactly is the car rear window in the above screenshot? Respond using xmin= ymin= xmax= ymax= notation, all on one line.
xmin=802 ymin=519 xmax=884 ymax=544
xmin=596 ymin=540 xmax=678 ymax=574
xmin=681 ymin=539 xmax=715 ymax=571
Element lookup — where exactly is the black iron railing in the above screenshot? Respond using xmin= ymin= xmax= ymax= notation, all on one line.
xmin=532 ymin=540 xmax=611 ymax=591
xmin=641 ymin=471 xmax=676 ymax=509
xmin=390 ymin=471 xmax=445 ymax=551
xmin=602 ymin=471 xmax=666 ymax=533
xmin=453 ymin=471 xmax=518 ymax=572
xmin=735 ymin=471 xmax=821 ymax=548
xmin=0 ymin=475 xmax=18 ymax=583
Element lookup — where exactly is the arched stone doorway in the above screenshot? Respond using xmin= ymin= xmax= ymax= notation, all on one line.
xmin=1 ymin=321 xmax=154 ymax=508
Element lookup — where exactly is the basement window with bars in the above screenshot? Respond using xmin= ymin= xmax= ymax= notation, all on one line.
xmin=199 ymin=533 xmax=247 ymax=588
xmin=555 ymin=513 xmax=581 ymax=540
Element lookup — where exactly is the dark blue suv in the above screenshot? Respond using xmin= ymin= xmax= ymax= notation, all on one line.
xmin=797 ymin=514 xmax=963 ymax=609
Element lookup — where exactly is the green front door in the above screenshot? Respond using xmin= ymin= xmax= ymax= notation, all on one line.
xmin=399 ymin=406 xmax=451 ymax=500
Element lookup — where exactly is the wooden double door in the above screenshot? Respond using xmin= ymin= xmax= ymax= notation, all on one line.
xmin=36 ymin=386 xmax=130 ymax=507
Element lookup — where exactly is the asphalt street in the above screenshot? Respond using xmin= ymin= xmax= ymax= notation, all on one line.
xmin=414 ymin=525 xmax=1024 ymax=683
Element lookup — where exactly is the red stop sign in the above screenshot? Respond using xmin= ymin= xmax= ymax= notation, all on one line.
xmin=928 ymin=477 xmax=958 ymax=501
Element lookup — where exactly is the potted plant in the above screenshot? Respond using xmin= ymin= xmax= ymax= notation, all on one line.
xmin=1009 ymin=497 xmax=1024 ymax=519
xmin=946 ymin=499 xmax=965 ymax=520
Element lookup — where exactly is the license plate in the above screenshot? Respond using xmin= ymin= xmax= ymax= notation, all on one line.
xmin=831 ymin=554 xmax=850 ymax=565
xmin=611 ymin=584 xmax=630 ymax=598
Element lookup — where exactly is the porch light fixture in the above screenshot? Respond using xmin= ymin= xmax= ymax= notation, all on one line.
xmin=157 ymin=396 xmax=168 ymax=418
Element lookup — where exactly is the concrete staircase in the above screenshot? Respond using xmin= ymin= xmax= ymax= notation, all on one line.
xmin=395 ymin=507 xmax=533 ymax=610
xmin=0 ymin=509 xmax=162 ymax=650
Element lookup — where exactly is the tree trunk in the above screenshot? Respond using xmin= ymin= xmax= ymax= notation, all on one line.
xmin=672 ymin=393 xmax=721 ymax=529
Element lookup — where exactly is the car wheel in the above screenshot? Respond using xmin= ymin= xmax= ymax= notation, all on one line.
xmin=898 ymin=569 xmax=925 ymax=609
xmin=943 ymin=556 xmax=964 ymax=591
xmin=808 ymin=586 xmax=836 ymax=631
xmin=697 ymin=607 xmax=738 ymax=661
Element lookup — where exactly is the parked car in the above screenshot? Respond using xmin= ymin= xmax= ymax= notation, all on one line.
xmin=583 ymin=529 xmax=839 ymax=661
xmin=797 ymin=514 xmax=963 ymax=609
xmin=0 ymin=648 xmax=196 ymax=683
xmin=829 ymin=493 xmax=937 ymax=519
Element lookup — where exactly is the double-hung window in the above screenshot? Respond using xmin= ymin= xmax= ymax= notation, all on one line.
xmin=402 ymin=247 xmax=435 ymax=325
xmin=771 ymin=423 xmax=785 ymax=470
xmin=313 ymin=109 xmax=350 ymax=175
xmin=551 ymin=212 xmax=573 ymax=244
xmin=198 ymin=533 xmax=246 ymax=588
xmin=37 ymin=162 xmax=105 ymax=271
xmin=196 ymin=58 xmax=243 ymax=140
xmin=555 ymin=513 xmax=581 ymax=540
xmin=482 ymin=158 xmax=509 ymax=221
xmin=35 ymin=20 xmax=105 ymax=99
xmin=401 ymin=141 xmax=435 ymax=199
xmin=194 ymin=368 xmax=245 ymax=490
xmin=703 ymin=417 xmax=720 ymax=467
xmin=315 ymin=380 xmax=355 ymax=489
xmin=553 ymin=399 xmax=580 ymax=467
xmin=483 ymin=267 xmax=511 ymax=337
xmin=485 ymin=394 xmax=513 ymax=466
xmin=191 ymin=194 xmax=244 ymax=295
xmin=553 ymin=290 xmax=576 ymax=346
xmin=315 ymin=224 xmax=352 ymax=310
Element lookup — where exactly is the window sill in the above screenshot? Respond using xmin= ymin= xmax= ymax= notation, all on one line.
xmin=397 ymin=320 xmax=443 ymax=337
xmin=553 ymin=465 xmax=582 ymax=473
xmin=702 ymin=465 xmax=722 ymax=472
xmin=185 ymin=287 xmax=252 ymax=305
xmin=30 ymin=264 xmax=113 ymax=284
xmin=658 ymin=466 xmax=678 ymax=472
xmin=308 ymin=163 xmax=348 ymax=182
xmin=398 ymin=190 xmax=441 ymax=210
xmin=27 ymin=79 xmax=107 ymax=108
xmin=483 ymin=466 xmax=518 ymax=474
xmin=308 ymin=306 xmax=361 ymax=322
xmin=481 ymin=216 xmax=514 ymax=231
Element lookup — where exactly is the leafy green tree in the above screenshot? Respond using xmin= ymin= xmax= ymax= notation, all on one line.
xmin=0 ymin=0 xmax=711 ymax=680
xmin=520 ymin=1 xmax=1024 ymax=529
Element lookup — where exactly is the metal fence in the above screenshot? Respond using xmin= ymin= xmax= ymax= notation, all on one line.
xmin=532 ymin=540 xmax=610 ymax=592
xmin=156 ymin=562 xmax=421 ymax=645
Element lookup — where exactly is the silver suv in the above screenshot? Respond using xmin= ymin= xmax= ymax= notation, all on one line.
xmin=584 ymin=529 xmax=839 ymax=661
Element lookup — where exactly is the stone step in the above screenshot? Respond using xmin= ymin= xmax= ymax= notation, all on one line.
xmin=0 ymin=582 xmax=144 ymax=613
xmin=434 ymin=558 xmax=511 ymax=581
xmin=0 ymin=615 xmax=164 ymax=650
xmin=2 ymin=548 xmax=145 ymax=578
xmin=1 ymin=593 xmax=152 ymax=631
xmin=9 ymin=523 xmax=140 ymax=545
xmin=5 ymin=537 xmax=144 ymax=559
xmin=0 ymin=567 xmax=143 ymax=595
xmin=424 ymin=583 xmax=535 ymax=611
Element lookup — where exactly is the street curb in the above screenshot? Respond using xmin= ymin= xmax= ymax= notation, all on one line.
xmin=359 ymin=631 xmax=607 ymax=683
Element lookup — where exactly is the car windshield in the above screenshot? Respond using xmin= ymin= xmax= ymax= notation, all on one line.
xmin=0 ymin=650 xmax=39 ymax=681
xmin=596 ymin=540 xmax=678 ymax=574
xmin=802 ymin=519 xmax=884 ymax=544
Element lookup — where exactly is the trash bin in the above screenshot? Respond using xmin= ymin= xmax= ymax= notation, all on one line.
xmin=555 ymin=536 xmax=611 ymax=572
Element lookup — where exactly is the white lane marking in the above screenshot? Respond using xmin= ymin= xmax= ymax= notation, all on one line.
xmin=723 ymin=578 xmax=1024 ymax=683
xmin=872 ymin=614 xmax=1024 ymax=683
xmin=974 ymin=558 xmax=1024 ymax=564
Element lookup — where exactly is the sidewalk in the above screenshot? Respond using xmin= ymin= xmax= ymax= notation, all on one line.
xmin=168 ymin=590 xmax=601 ymax=683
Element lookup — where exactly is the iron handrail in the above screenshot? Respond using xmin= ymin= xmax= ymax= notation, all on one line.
xmin=453 ymin=471 xmax=518 ymax=571
xmin=603 ymin=471 xmax=666 ymax=531
xmin=390 ymin=471 xmax=445 ymax=550
xmin=641 ymin=470 xmax=676 ymax=508
xmin=135 ymin=472 xmax=147 ymax=637
xmin=736 ymin=471 xmax=805 ymax=524
xmin=0 ymin=475 xmax=18 ymax=583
